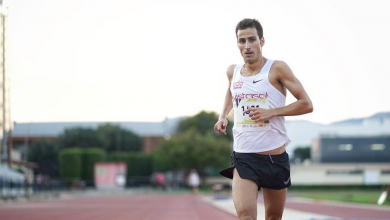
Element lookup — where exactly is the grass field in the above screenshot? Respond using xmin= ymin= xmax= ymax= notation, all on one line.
xmin=125 ymin=187 xmax=390 ymax=206
xmin=198 ymin=186 xmax=390 ymax=206
xmin=289 ymin=190 xmax=390 ymax=206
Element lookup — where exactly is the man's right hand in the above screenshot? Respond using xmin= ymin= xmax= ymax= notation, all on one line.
xmin=214 ymin=119 xmax=228 ymax=135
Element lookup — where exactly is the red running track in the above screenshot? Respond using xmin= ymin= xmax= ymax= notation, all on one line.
xmin=0 ymin=194 xmax=237 ymax=220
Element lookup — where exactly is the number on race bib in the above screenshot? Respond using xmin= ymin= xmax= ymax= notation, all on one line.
xmin=241 ymin=105 xmax=260 ymax=116
xmin=234 ymin=97 xmax=271 ymax=131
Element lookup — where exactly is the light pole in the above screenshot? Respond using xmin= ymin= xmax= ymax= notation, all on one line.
xmin=0 ymin=0 xmax=10 ymax=167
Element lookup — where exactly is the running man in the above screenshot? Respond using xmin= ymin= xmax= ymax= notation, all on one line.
xmin=214 ymin=18 xmax=313 ymax=220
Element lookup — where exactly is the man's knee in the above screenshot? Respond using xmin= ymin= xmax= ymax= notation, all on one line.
xmin=238 ymin=215 xmax=256 ymax=220
xmin=266 ymin=213 xmax=282 ymax=220
xmin=237 ymin=207 xmax=256 ymax=220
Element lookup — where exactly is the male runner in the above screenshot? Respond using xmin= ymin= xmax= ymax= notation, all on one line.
xmin=214 ymin=18 xmax=313 ymax=220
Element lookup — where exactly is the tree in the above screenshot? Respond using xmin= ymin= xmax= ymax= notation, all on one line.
xmin=57 ymin=124 xmax=142 ymax=152
xmin=58 ymin=127 xmax=104 ymax=149
xmin=176 ymin=111 xmax=233 ymax=141
xmin=293 ymin=146 xmax=311 ymax=161
xmin=59 ymin=148 xmax=83 ymax=185
xmin=28 ymin=141 xmax=59 ymax=162
xmin=28 ymin=141 xmax=60 ymax=178
xmin=97 ymin=124 xmax=142 ymax=152
xmin=152 ymin=129 xmax=232 ymax=176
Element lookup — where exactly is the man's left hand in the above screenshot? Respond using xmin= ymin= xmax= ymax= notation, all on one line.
xmin=244 ymin=108 xmax=274 ymax=122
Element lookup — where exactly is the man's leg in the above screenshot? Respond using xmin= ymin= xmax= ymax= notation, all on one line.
xmin=232 ymin=168 xmax=258 ymax=220
xmin=262 ymin=188 xmax=287 ymax=220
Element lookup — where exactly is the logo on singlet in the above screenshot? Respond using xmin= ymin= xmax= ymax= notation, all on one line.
xmin=253 ymin=79 xmax=263 ymax=84
xmin=233 ymin=81 xmax=244 ymax=89
xmin=234 ymin=92 xmax=268 ymax=99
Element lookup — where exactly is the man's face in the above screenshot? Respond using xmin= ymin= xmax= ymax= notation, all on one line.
xmin=237 ymin=27 xmax=264 ymax=64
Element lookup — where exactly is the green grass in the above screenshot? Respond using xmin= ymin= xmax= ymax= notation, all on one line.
xmin=290 ymin=190 xmax=390 ymax=206
xmin=129 ymin=187 xmax=390 ymax=206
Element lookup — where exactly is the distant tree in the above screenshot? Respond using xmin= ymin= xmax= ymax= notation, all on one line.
xmin=59 ymin=148 xmax=83 ymax=185
xmin=28 ymin=141 xmax=60 ymax=178
xmin=57 ymin=124 xmax=142 ymax=152
xmin=57 ymin=147 xmax=106 ymax=186
xmin=152 ymin=129 xmax=231 ymax=176
xmin=97 ymin=124 xmax=142 ymax=152
xmin=293 ymin=146 xmax=311 ymax=161
xmin=176 ymin=111 xmax=233 ymax=141
xmin=28 ymin=141 xmax=59 ymax=162
xmin=58 ymin=127 xmax=104 ymax=149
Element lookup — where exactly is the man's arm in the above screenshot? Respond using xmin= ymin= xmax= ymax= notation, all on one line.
xmin=245 ymin=61 xmax=313 ymax=121
xmin=272 ymin=61 xmax=313 ymax=117
xmin=214 ymin=65 xmax=235 ymax=135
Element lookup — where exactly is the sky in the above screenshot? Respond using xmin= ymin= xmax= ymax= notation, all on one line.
xmin=5 ymin=0 xmax=390 ymax=125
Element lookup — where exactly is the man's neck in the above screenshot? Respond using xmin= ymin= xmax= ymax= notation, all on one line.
xmin=243 ymin=57 xmax=266 ymax=76
xmin=246 ymin=57 xmax=265 ymax=71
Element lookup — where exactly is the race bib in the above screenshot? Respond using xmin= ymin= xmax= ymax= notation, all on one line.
xmin=234 ymin=97 xmax=271 ymax=132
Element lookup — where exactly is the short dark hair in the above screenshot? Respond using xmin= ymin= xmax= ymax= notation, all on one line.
xmin=235 ymin=18 xmax=263 ymax=39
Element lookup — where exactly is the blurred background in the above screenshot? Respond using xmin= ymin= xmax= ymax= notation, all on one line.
xmin=0 ymin=0 xmax=389 ymax=216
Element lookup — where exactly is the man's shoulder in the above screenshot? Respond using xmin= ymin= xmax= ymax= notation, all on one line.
xmin=227 ymin=64 xmax=237 ymax=71
xmin=270 ymin=60 xmax=291 ymax=76
xmin=226 ymin=64 xmax=238 ymax=78
xmin=271 ymin=60 xmax=288 ymax=69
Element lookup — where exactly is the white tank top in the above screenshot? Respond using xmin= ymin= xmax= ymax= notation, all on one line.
xmin=230 ymin=59 xmax=291 ymax=153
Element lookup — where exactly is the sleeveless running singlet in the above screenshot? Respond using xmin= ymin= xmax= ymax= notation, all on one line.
xmin=230 ymin=59 xmax=291 ymax=153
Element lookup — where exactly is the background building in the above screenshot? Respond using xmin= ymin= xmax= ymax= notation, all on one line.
xmin=312 ymin=135 xmax=390 ymax=163
xmin=292 ymin=133 xmax=390 ymax=186
xmin=288 ymin=112 xmax=390 ymax=186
